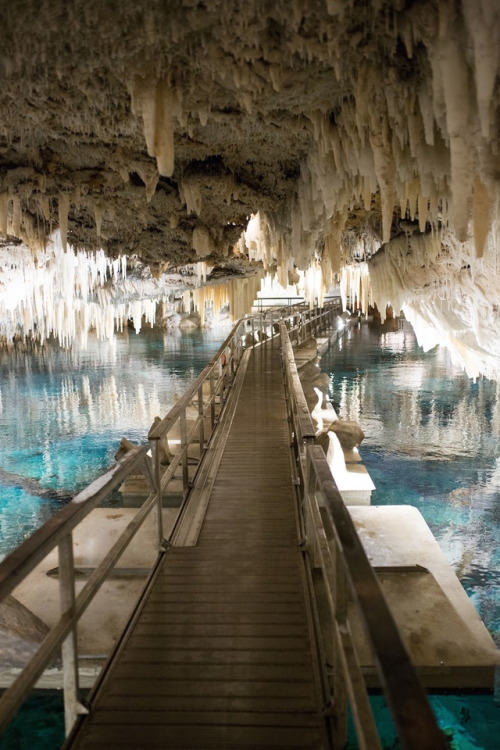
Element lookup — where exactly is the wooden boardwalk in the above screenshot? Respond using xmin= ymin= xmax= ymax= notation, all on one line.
xmin=68 ymin=341 xmax=330 ymax=749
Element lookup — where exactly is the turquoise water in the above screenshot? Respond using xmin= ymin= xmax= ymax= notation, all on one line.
xmin=0 ymin=694 xmax=64 ymax=750
xmin=0 ymin=324 xmax=230 ymax=749
xmin=0 ymin=324 xmax=230 ymax=557
xmin=1 ymin=319 xmax=499 ymax=748
xmin=322 ymin=319 xmax=500 ymax=748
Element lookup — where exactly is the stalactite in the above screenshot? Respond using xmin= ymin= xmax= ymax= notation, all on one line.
xmin=187 ymin=272 xmax=263 ymax=324
xmin=192 ymin=226 xmax=214 ymax=258
xmin=472 ymin=176 xmax=493 ymax=259
xmin=94 ymin=204 xmax=105 ymax=238
xmin=0 ymin=233 xmax=131 ymax=348
xmin=58 ymin=194 xmax=70 ymax=252
xmin=0 ymin=193 xmax=10 ymax=236
xmin=129 ymin=76 xmax=177 ymax=178
xmin=367 ymin=225 xmax=500 ymax=379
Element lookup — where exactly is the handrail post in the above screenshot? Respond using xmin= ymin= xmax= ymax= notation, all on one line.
xmin=303 ymin=440 xmax=317 ymax=562
xmin=209 ymin=371 xmax=216 ymax=428
xmin=197 ymin=384 xmax=205 ymax=457
xmin=180 ymin=409 xmax=189 ymax=499
xmin=332 ymin=542 xmax=348 ymax=748
xmin=59 ymin=533 xmax=81 ymax=736
xmin=151 ymin=438 xmax=164 ymax=547
xmin=218 ymin=354 xmax=225 ymax=404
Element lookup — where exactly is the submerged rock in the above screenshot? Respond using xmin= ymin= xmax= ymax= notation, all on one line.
xmin=329 ymin=420 xmax=365 ymax=450
xmin=316 ymin=420 xmax=365 ymax=452
xmin=0 ymin=595 xmax=51 ymax=669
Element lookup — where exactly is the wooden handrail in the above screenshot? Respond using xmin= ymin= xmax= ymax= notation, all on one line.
xmin=148 ymin=319 xmax=245 ymax=441
xmin=307 ymin=445 xmax=447 ymax=750
xmin=279 ymin=322 xmax=447 ymax=750
xmin=0 ymin=445 xmax=148 ymax=602
xmin=279 ymin=320 xmax=316 ymax=440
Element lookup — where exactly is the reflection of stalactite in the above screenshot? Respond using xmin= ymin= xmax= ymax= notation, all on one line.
xmin=0 ymin=346 xmax=196 ymax=468
xmin=334 ymin=324 xmax=500 ymax=461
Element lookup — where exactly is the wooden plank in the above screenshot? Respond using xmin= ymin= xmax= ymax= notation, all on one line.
xmin=198 ymin=519 xmax=294 ymax=529
xmin=96 ymin=694 xmax=318 ymax=714
xmin=75 ymin=723 xmax=323 ymax=748
xmin=131 ymin=623 xmax=309 ymax=638
xmin=118 ymin=648 xmax=312 ymax=666
xmin=143 ymin=591 xmax=303 ymax=604
xmin=104 ymin=678 xmax=315 ymax=699
xmin=67 ymin=341 xmax=327 ymax=750
xmin=123 ymin=635 xmax=312 ymax=651
xmin=138 ymin=612 xmax=307 ymax=625
xmin=157 ymin=569 xmax=300 ymax=580
xmin=163 ymin=549 xmax=299 ymax=560
xmin=91 ymin=709 xmax=320 ymax=728
xmin=139 ymin=600 xmax=305 ymax=614
xmin=153 ymin=576 xmax=301 ymax=589
xmin=111 ymin=662 xmax=315 ymax=682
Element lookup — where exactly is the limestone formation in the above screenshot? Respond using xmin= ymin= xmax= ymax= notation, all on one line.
xmin=298 ymin=357 xmax=321 ymax=383
xmin=114 ymin=436 xmax=139 ymax=463
xmin=329 ymin=420 xmax=366 ymax=451
xmin=0 ymin=1 xmax=499 ymax=375
xmin=178 ymin=314 xmax=201 ymax=331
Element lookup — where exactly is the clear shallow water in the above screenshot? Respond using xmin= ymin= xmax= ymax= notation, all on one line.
xmin=0 ymin=324 xmax=231 ymax=557
xmin=1 ymin=319 xmax=499 ymax=748
xmin=322 ymin=320 xmax=500 ymax=748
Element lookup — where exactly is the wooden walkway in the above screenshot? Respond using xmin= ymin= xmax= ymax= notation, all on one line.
xmin=68 ymin=341 xmax=330 ymax=749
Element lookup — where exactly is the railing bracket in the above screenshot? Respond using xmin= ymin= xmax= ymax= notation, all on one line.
xmin=77 ymin=702 xmax=90 ymax=716
xmin=292 ymin=477 xmax=301 ymax=486
xmin=160 ymin=539 xmax=172 ymax=552
xmin=322 ymin=700 xmax=334 ymax=717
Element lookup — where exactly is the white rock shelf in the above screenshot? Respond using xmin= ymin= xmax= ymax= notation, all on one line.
xmin=348 ymin=505 xmax=500 ymax=689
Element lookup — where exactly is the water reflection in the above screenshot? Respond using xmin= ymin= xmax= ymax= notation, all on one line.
xmin=323 ymin=321 xmax=500 ymax=645
xmin=0 ymin=325 xmax=230 ymax=554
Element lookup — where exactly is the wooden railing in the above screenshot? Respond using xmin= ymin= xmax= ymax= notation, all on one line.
xmin=0 ymin=304 xmax=342 ymax=742
xmin=0 ymin=446 xmax=151 ymax=736
xmin=279 ymin=321 xmax=447 ymax=750
xmin=253 ymin=294 xmax=342 ymax=314
xmin=0 ymin=318 xmax=251 ymax=738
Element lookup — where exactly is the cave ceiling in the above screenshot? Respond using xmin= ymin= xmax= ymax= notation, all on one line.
xmin=0 ymin=0 xmax=497 ymax=275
